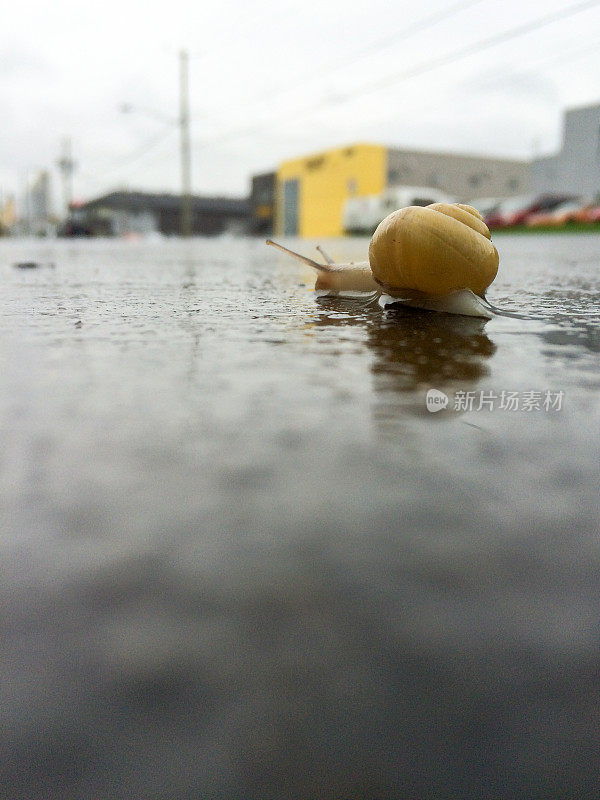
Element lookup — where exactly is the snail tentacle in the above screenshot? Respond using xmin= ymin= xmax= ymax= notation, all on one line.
xmin=266 ymin=239 xmax=332 ymax=272
xmin=316 ymin=245 xmax=335 ymax=266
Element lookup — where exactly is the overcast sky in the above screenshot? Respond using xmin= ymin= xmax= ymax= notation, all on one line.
xmin=2 ymin=0 xmax=600 ymax=209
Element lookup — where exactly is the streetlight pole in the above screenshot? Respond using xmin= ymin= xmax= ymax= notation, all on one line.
xmin=179 ymin=49 xmax=193 ymax=237
xmin=120 ymin=50 xmax=193 ymax=237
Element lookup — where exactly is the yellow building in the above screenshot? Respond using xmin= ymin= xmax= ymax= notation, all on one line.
xmin=273 ymin=142 xmax=530 ymax=238
xmin=275 ymin=143 xmax=386 ymax=238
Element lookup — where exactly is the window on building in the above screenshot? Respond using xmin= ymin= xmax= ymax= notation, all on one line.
xmin=506 ymin=178 xmax=519 ymax=191
xmin=347 ymin=178 xmax=357 ymax=194
xmin=389 ymin=166 xmax=411 ymax=184
xmin=306 ymin=156 xmax=325 ymax=170
xmin=468 ymin=175 xmax=481 ymax=188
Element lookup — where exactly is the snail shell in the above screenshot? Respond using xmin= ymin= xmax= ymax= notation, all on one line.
xmin=369 ymin=202 xmax=499 ymax=297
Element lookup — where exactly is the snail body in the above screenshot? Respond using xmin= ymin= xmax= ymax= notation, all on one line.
xmin=265 ymin=240 xmax=379 ymax=293
xmin=267 ymin=202 xmax=499 ymax=317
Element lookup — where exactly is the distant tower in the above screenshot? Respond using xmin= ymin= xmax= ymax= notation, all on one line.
xmin=57 ymin=138 xmax=76 ymax=216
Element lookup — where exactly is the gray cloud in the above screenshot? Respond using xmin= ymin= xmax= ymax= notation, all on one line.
xmin=459 ymin=66 xmax=558 ymax=104
xmin=0 ymin=47 xmax=53 ymax=80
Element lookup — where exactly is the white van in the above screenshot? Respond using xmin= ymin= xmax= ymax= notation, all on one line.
xmin=343 ymin=185 xmax=456 ymax=235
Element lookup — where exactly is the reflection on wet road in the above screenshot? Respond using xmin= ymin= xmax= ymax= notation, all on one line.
xmin=1 ymin=234 xmax=599 ymax=799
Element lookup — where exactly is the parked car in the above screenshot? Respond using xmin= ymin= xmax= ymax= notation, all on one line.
xmin=465 ymin=197 xmax=502 ymax=219
xmin=574 ymin=204 xmax=600 ymax=223
xmin=485 ymin=194 xmax=574 ymax=229
xmin=525 ymin=200 xmax=584 ymax=227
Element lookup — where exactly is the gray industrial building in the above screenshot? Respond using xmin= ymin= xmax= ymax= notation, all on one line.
xmin=386 ymin=148 xmax=530 ymax=200
xmin=531 ymin=103 xmax=600 ymax=201
xmin=69 ymin=191 xmax=249 ymax=237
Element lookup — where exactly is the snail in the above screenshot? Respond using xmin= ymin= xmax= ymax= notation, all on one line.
xmin=267 ymin=202 xmax=500 ymax=318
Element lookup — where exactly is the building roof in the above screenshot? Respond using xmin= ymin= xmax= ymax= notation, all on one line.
xmin=80 ymin=191 xmax=249 ymax=214
xmin=385 ymin=146 xmax=530 ymax=166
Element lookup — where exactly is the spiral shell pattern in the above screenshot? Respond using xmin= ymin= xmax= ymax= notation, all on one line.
xmin=368 ymin=202 xmax=499 ymax=297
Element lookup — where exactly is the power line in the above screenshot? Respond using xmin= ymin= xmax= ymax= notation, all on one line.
xmin=531 ymin=34 xmax=600 ymax=68
xmin=79 ymin=125 xmax=176 ymax=189
xmin=249 ymin=0 xmax=488 ymax=106
xmin=449 ymin=35 xmax=600 ymax=97
xmin=110 ymin=125 xmax=176 ymax=173
xmin=334 ymin=0 xmax=600 ymax=102
xmin=194 ymin=0 xmax=600 ymax=150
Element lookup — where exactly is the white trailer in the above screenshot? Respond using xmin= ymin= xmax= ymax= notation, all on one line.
xmin=343 ymin=185 xmax=456 ymax=234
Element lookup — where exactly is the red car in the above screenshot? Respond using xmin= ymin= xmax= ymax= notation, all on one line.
xmin=526 ymin=200 xmax=584 ymax=227
xmin=574 ymin=204 xmax=600 ymax=223
xmin=485 ymin=194 xmax=574 ymax=229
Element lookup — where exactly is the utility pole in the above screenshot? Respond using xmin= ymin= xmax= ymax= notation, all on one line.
xmin=57 ymin=138 xmax=75 ymax=218
xmin=179 ymin=49 xmax=193 ymax=237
